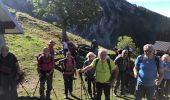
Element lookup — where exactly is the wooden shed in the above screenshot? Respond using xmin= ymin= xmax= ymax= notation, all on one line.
xmin=0 ymin=1 xmax=23 ymax=47
xmin=153 ymin=41 xmax=170 ymax=55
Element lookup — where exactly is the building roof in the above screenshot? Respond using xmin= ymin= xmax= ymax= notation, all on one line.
xmin=0 ymin=1 xmax=23 ymax=34
xmin=153 ymin=41 xmax=170 ymax=52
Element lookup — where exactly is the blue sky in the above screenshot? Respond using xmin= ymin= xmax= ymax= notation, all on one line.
xmin=126 ymin=0 xmax=170 ymax=17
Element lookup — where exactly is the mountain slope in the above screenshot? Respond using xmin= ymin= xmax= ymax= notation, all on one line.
xmin=5 ymin=9 xmax=89 ymax=74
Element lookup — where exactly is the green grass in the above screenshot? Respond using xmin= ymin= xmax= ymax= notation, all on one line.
xmin=5 ymin=11 xmax=134 ymax=100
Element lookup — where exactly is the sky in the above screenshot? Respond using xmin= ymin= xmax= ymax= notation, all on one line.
xmin=126 ymin=0 xmax=170 ymax=17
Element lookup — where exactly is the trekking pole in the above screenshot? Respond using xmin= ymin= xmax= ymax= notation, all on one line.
xmin=32 ymin=79 xmax=40 ymax=96
xmin=80 ymin=75 xmax=89 ymax=100
xmin=52 ymin=88 xmax=58 ymax=100
xmin=19 ymin=83 xmax=30 ymax=96
xmin=74 ymin=79 xmax=76 ymax=89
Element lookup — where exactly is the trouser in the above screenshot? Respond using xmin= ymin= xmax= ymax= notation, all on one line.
xmin=114 ymin=71 xmax=126 ymax=94
xmin=63 ymin=74 xmax=73 ymax=95
xmin=160 ymin=79 xmax=170 ymax=97
xmin=39 ymin=72 xmax=53 ymax=99
xmin=63 ymin=49 xmax=68 ymax=56
xmin=135 ymin=85 xmax=155 ymax=100
xmin=86 ymin=77 xmax=96 ymax=97
xmin=164 ymin=79 xmax=170 ymax=97
xmin=95 ymin=82 xmax=110 ymax=100
xmin=0 ymin=74 xmax=17 ymax=100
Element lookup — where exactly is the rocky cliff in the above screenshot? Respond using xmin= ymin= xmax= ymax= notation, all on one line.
xmin=80 ymin=0 xmax=170 ymax=48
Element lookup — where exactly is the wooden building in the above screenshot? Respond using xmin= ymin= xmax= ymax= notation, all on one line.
xmin=0 ymin=0 xmax=23 ymax=47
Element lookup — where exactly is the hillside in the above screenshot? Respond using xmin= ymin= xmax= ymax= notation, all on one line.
xmin=6 ymin=9 xmax=90 ymax=73
xmin=5 ymin=11 xmax=92 ymax=99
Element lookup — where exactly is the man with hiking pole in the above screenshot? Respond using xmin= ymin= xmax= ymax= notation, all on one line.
xmin=0 ymin=46 xmax=21 ymax=100
xmin=58 ymin=51 xmax=77 ymax=99
xmin=78 ymin=49 xmax=119 ymax=100
xmin=37 ymin=47 xmax=55 ymax=100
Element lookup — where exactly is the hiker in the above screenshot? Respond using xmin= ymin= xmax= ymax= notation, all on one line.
xmin=91 ymin=39 xmax=98 ymax=55
xmin=112 ymin=49 xmax=122 ymax=60
xmin=133 ymin=44 xmax=164 ymax=100
xmin=48 ymin=40 xmax=56 ymax=58
xmin=114 ymin=49 xmax=130 ymax=96
xmin=83 ymin=52 xmax=96 ymax=99
xmin=79 ymin=49 xmax=119 ymax=100
xmin=0 ymin=46 xmax=21 ymax=100
xmin=58 ymin=51 xmax=76 ymax=99
xmin=161 ymin=54 xmax=170 ymax=99
xmin=61 ymin=39 xmax=69 ymax=56
xmin=68 ymin=41 xmax=77 ymax=57
xmin=37 ymin=47 xmax=54 ymax=100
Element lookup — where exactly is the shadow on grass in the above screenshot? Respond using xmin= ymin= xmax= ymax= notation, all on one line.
xmin=18 ymin=96 xmax=40 ymax=100
xmin=115 ymin=95 xmax=134 ymax=100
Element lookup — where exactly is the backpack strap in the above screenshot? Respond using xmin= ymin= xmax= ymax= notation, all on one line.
xmin=137 ymin=55 xmax=160 ymax=72
xmin=155 ymin=56 xmax=160 ymax=72
xmin=94 ymin=58 xmax=99 ymax=69
xmin=106 ymin=59 xmax=112 ymax=75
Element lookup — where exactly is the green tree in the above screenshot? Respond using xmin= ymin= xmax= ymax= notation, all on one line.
xmin=116 ymin=35 xmax=139 ymax=57
xmin=32 ymin=0 xmax=101 ymax=40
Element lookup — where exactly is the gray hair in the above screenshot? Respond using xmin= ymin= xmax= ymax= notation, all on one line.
xmin=143 ymin=44 xmax=154 ymax=51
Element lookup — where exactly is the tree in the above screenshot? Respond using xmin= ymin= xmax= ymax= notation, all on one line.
xmin=32 ymin=0 xmax=101 ymax=40
xmin=116 ymin=35 xmax=139 ymax=57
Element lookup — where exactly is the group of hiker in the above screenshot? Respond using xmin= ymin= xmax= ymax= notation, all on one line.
xmin=0 ymin=39 xmax=170 ymax=100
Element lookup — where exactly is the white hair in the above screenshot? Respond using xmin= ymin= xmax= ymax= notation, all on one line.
xmin=143 ymin=44 xmax=154 ymax=51
xmin=86 ymin=52 xmax=96 ymax=59
xmin=161 ymin=54 xmax=170 ymax=62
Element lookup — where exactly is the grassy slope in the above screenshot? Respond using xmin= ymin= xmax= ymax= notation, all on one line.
xmin=5 ymin=11 xmax=133 ymax=100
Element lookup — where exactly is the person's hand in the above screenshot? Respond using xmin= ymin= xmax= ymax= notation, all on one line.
xmin=46 ymin=73 xmax=49 ymax=77
xmin=155 ymin=79 xmax=161 ymax=86
xmin=77 ymin=69 xmax=82 ymax=74
xmin=134 ymin=72 xmax=138 ymax=79
xmin=37 ymin=67 xmax=40 ymax=74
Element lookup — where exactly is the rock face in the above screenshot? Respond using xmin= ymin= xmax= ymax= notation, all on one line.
xmin=81 ymin=0 xmax=170 ymax=48
xmin=2 ymin=0 xmax=170 ymax=48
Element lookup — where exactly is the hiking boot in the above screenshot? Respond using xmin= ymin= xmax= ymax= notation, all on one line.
xmin=113 ymin=90 xmax=117 ymax=96
xmin=46 ymin=96 xmax=51 ymax=100
xmin=40 ymin=95 xmax=45 ymax=100
xmin=64 ymin=94 xmax=68 ymax=99
xmin=70 ymin=92 xmax=73 ymax=96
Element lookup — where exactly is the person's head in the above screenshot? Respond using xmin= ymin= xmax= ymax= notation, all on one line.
xmin=49 ymin=40 xmax=55 ymax=45
xmin=43 ymin=47 xmax=50 ymax=57
xmin=98 ymin=49 xmax=107 ymax=61
xmin=86 ymin=52 xmax=96 ymax=61
xmin=122 ymin=49 xmax=128 ymax=58
xmin=161 ymin=54 xmax=170 ymax=63
xmin=1 ymin=46 xmax=9 ymax=57
xmin=117 ymin=49 xmax=122 ymax=55
xmin=143 ymin=44 xmax=155 ymax=57
xmin=66 ymin=51 xmax=72 ymax=59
